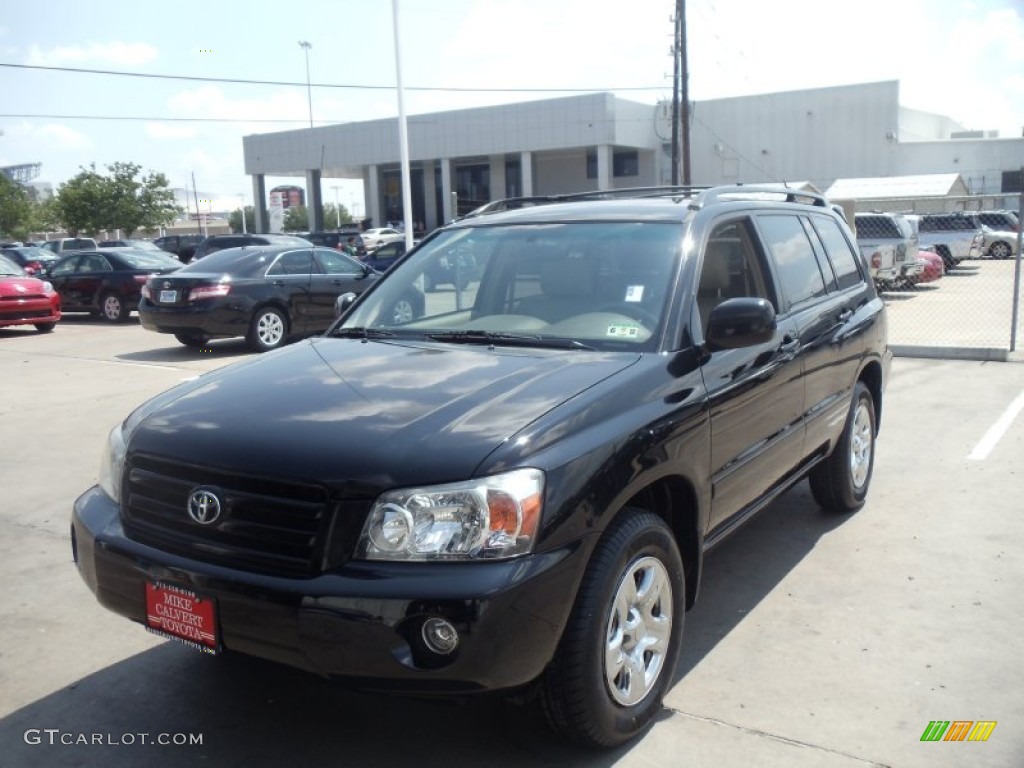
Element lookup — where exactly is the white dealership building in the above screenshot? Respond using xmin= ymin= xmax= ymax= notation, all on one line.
xmin=242 ymin=80 xmax=1023 ymax=233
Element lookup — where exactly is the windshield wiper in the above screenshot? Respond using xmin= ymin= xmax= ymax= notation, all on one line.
xmin=423 ymin=330 xmax=597 ymax=351
xmin=330 ymin=326 xmax=397 ymax=339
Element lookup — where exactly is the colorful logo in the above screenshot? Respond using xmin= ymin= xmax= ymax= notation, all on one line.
xmin=920 ymin=721 xmax=997 ymax=742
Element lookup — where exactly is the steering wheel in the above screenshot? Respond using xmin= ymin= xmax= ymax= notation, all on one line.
xmin=596 ymin=303 xmax=659 ymax=328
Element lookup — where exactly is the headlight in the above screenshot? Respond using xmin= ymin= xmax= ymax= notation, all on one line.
xmin=98 ymin=424 xmax=127 ymax=503
xmin=357 ymin=468 xmax=544 ymax=561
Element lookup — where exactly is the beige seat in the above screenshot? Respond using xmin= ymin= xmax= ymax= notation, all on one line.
xmin=697 ymin=242 xmax=733 ymax=330
xmin=516 ymin=259 xmax=596 ymax=322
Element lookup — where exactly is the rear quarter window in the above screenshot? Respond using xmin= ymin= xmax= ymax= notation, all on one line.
xmin=812 ymin=216 xmax=864 ymax=291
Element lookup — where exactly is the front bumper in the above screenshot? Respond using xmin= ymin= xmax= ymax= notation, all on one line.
xmin=72 ymin=486 xmax=588 ymax=693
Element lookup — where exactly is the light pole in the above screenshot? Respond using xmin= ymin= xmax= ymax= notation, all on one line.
xmin=331 ymin=185 xmax=341 ymax=229
xmin=237 ymin=194 xmax=246 ymax=233
xmin=298 ymin=41 xmax=313 ymax=128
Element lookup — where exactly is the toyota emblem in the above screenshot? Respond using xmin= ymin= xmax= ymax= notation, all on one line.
xmin=187 ymin=489 xmax=222 ymax=525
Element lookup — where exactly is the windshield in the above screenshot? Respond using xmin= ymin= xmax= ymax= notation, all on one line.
xmin=0 ymin=255 xmax=23 ymax=276
xmin=338 ymin=221 xmax=682 ymax=351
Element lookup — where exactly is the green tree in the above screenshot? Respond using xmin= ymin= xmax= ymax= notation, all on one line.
xmin=0 ymin=174 xmax=32 ymax=238
xmin=55 ymin=162 xmax=181 ymax=236
xmin=322 ymin=203 xmax=352 ymax=229
xmin=229 ymin=206 xmax=256 ymax=234
xmin=282 ymin=205 xmax=309 ymax=232
xmin=26 ymin=197 xmax=62 ymax=237
xmin=54 ymin=164 xmax=111 ymax=235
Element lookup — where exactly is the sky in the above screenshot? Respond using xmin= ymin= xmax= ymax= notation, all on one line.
xmin=0 ymin=0 xmax=1022 ymax=214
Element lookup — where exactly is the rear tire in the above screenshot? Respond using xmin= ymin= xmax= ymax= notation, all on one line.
xmin=247 ymin=307 xmax=288 ymax=352
xmin=174 ymin=333 xmax=210 ymax=348
xmin=809 ymin=381 xmax=876 ymax=513
xmin=934 ymin=246 xmax=954 ymax=271
xmin=100 ymin=293 xmax=129 ymax=323
xmin=34 ymin=323 xmax=56 ymax=333
xmin=541 ymin=510 xmax=684 ymax=748
xmin=988 ymin=242 xmax=1011 ymax=260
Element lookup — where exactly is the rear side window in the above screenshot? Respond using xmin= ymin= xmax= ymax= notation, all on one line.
xmin=756 ymin=215 xmax=827 ymax=309
xmin=812 ymin=217 xmax=863 ymax=290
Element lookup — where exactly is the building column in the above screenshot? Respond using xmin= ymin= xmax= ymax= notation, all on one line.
xmin=520 ymin=151 xmax=533 ymax=196
xmin=596 ymin=144 xmax=612 ymax=191
xmin=440 ymin=158 xmax=454 ymax=223
xmin=366 ymin=165 xmax=380 ymax=229
xmin=489 ymin=155 xmax=506 ymax=203
xmin=251 ymin=174 xmax=267 ymax=234
xmin=305 ymin=169 xmax=323 ymax=232
xmin=422 ymin=160 xmax=438 ymax=231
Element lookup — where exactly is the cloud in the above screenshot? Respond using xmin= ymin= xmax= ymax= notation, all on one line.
xmin=145 ymin=122 xmax=199 ymax=140
xmin=37 ymin=123 xmax=94 ymax=150
xmin=26 ymin=42 xmax=158 ymax=67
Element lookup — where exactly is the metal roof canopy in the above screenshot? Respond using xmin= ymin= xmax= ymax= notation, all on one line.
xmin=825 ymin=173 xmax=967 ymax=199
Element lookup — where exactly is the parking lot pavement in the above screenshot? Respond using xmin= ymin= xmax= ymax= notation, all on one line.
xmin=1 ymin=320 xmax=1022 ymax=767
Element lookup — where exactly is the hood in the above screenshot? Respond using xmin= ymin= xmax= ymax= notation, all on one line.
xmin=0 ymin=276 xmax=48 ymax=296
xmin=129 ymin=337 xmax=639 ymax=491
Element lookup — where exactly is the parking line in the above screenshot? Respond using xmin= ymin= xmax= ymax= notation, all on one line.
xmin=968 ymin=389 xmax=1024 ymax=461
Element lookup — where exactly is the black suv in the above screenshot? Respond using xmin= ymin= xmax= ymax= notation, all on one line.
xmin=72 ymin=186 xmax=890 ymax=747
xmin=190 ymin=233 xmax=312 ymax=262
xmin=305 ymin=230 xmax=367 ymax=257
xmin=153 ymin=234 xmax=205 ymax=262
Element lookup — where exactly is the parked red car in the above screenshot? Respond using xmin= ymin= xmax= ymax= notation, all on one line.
xmin=0 ymin=254 xmax=61 ymax=332
xmin=912 ymin=248 xmax=945 ymax=285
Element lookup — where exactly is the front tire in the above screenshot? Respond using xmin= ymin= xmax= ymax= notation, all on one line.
xmin=541 ymin=510 xmax=684 ymax=748
xmin=988 ymin=242 xmax=1011 ymax=260
xmin=34 ymin=322 xmax=56 ymax=333
xmin=247 ymin=307 xmax=288 ymax=352
xmin=809 ymin=381 xmax=876 ymax=513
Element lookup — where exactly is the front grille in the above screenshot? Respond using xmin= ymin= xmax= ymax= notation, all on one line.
xmin=123 ymin=454 xmax=342 ymax=577
xmin=0 ymin=308 xmax=52 ymax=319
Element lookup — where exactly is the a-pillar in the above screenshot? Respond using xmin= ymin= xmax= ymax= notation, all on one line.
xmin=305 ymin=170 xmax=323 ymax=232
xmin=251 ymin=174 xmax=267 ymax=233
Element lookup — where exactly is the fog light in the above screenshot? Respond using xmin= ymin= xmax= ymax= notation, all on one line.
xmin=421 ymin=617 xmax=459 ymax=655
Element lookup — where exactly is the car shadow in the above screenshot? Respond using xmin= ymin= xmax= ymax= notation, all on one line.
xmin=673 ymin=480 xmax=849 ymax=682
xmin=117 ymin=339 xmax=253 ymax=363
xmin=0 ymin=642 xmax=627 ymax=767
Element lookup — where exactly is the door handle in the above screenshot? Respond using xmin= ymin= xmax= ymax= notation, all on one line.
xmin=778 ymin=335 xmax=800 ymax=356
xmin=838 ymin=309 xmax=853 ymax=323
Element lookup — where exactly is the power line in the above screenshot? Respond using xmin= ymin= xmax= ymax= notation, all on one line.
xmin=0 ymin=62 xmax=666 ymax=93
xmin=0 ymin=113 xmax=310 ymax=124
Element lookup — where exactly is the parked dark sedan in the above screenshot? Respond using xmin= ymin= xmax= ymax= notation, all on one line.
xmin=44 ymin=249 xmax=182 ymax=322
xmin=0 ymin=246 xmax=57 ymax=277
xmin=138 ymin=245 xmax=423 ymax=351
xmin=363 ymin=238 xmax=418 ymax=272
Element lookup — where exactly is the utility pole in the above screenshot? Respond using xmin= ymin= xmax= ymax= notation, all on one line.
xmin=680 ymin=0 xmax=691 ymax=185
xmin=670 ymin=1 xmax=680 ymax=186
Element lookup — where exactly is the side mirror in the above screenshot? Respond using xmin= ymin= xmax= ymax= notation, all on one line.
xmin=705 ymin=298 xmax=776 ymax=350
xmin=334 ymin=291 xmax=357 ymax=318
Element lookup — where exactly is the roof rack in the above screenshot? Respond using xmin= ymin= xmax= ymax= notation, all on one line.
xmin=458 ymin=183 xmax=829 ymax=220
xmin=459 ymin=186 xmax=711 ymax=220
xmin=691 ymin=185 xmax=830 ymax=209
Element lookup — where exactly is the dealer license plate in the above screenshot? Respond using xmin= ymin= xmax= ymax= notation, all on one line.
xmin=145 ymin=581 xmax=218 ymax=653
xmin=159 ymin=290 xmax=178 ymax=303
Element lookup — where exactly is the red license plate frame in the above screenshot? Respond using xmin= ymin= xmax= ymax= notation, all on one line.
xmin=145 ymin=581 xmax=219 ymax=654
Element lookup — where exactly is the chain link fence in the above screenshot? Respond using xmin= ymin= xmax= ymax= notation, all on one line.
xmin=839 ymin=195 xmax=1024 ymax=361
